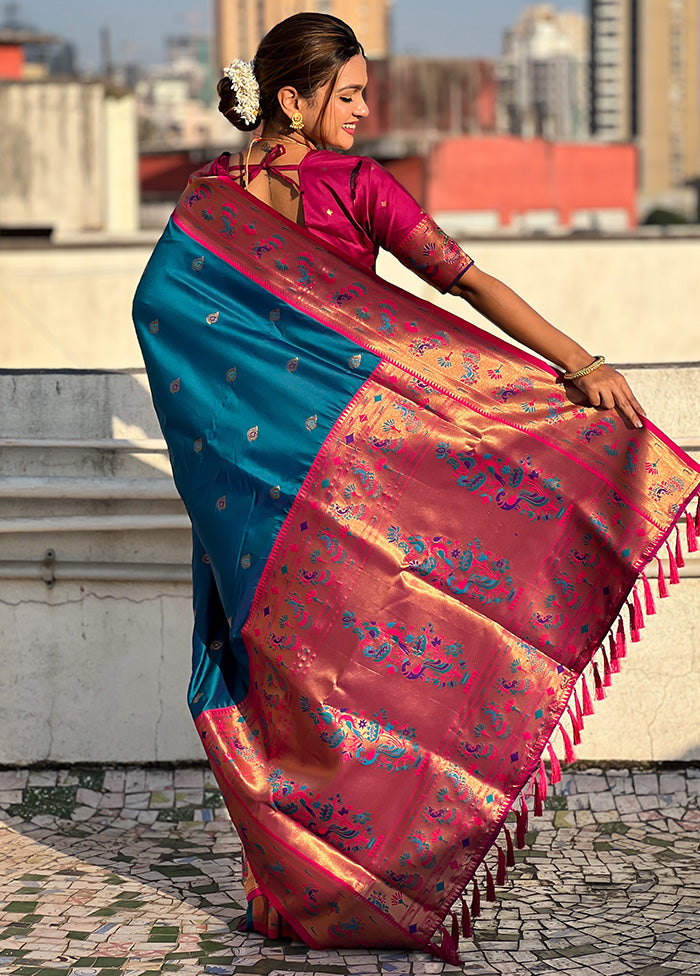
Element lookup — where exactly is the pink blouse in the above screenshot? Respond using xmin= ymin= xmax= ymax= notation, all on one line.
xmin=206 ymin=148 xmax=474 ymax=294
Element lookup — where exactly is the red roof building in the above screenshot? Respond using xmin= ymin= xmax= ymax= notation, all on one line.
xmin=386 ymin=136 xmax=638 ymax=231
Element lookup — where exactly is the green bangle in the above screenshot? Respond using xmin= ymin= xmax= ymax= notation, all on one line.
xmin=563 ymin=356 xmax=605 ymax=381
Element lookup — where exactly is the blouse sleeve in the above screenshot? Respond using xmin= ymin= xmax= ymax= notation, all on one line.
xmin=356 ymin=158 xmax=474 ymax=293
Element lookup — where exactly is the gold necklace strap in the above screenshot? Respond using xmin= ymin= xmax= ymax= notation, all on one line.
xmin=563 ymin=356 xmax=606 ymax=381
xmin=243 ymin=137 xmax=260 ymax=189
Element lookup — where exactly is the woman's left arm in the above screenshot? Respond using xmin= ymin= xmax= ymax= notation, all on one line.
xmin=450 ymin=265 xmax=646 ymax=429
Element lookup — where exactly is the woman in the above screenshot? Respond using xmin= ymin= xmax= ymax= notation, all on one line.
xmin=133 ymin=13 xmax=700 ymax=964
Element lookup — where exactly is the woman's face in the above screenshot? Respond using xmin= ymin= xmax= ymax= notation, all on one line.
xmin=301 ymin=54 xmax=369 ymax=149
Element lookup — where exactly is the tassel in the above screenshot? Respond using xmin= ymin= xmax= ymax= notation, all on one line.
xmin=546 ymin=742 xmax=561 ymax=784
xmin=484 ymin=862 xmax=496 ymax=902
xmin=560 ymin=720 xmax=576 ymax=762
xmin=461 ymin=897 xmax=472 ymax=938
xmin=568 ymin=705 xmax=582 ymax=746
xmin=608 ymin=633 xmax=620 ymax=673
xmin=642 ymin=573 xmax=656 ymax=615
xmin=633 ymin=585 xmax=645 ymax=630
xmin=505 ymin=826 xmax=516 ymax=867
xmin=520 ymin=794 xmax=529 ymax=834
xmin=581 ymin=673 xmax=594 ymax=716
xmin=656 ymin=556 xmax=669 ymax=599
xmin=627 ymin=602 xmax=640 ymax=643
xmin=674 ymin=527 xmax=685 ymax=568
xmin=601 ymin=643 xmax=612 ymax=685
xmin=515 ymin=795 xmax=528 ymax=849
xmin=616 ymin=617 xmax=627 ymax=659
xmin=451 ymin=910 xmax=460 ymax=945
xmin=574 ymin=688 xmax=584 ymax=729
xmin=471 ymin=878 xmax=481 ymax=918
xmin=593 ymin=662 xmax=606 ymax=700
xmin=687 ymin=510 xmax=698 ymax=553
xmin=533 ymin=780 xmax=543 ymax=817
xmin=666 ymin=542 xmax=680 ymax=585
xmin=538 ymin=757 xmax=548 ymax=799
xmin=438 ymin=924 xmax=461 ymax=967
xmin=695 ymin=496 xmax=700 ymax=535
xmin=496 ymin=845 xmax=506 ymax=885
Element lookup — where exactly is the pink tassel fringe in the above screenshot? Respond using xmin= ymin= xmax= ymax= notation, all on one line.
xmin=628 ymin=602 xmax=640 ymax=643
xmin=616 ymin=617 xmax=627 ymax=658
xmin=642 ymin=573 xmax=656 ymax=615
xmin=485 ymin=863 xmax=496 ymax=902
xmin=546 ymin=742 xmax=561 ymax=784
xmin=656 ymin=556 xmax=669 ymax=598
xmin=581 ymin=673 xmax=594 ymax=716
xmin=560 ymin=720 xmax=576 ymax=762
xmin=593 ymin=662 xmax=606 ymax=700
xmin=496 ymin=845 xmax=506 ymax=885
xmin=666 ymin=542 xmax=680 ymax=585
xmin=538 ymin=757 xmax=548 ymax=798
xmin=461 ymin=897 xmax=472 ymax=938
xmin=608 ymin=633 xmax=620 ymax=673
xmin=633 ymin=585 xmax=645 ymax=630
xmin=471 ymin=878 xmax=481 ymax=918
xmin=505 ymin=826 xmax=515 ymax=867
xmin=568 ymin=705 xmax=582 ymax=746
xmin=687 ymin=509 xmax=698 ymax=553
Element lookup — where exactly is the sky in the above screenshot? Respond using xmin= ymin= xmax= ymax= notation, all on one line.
xmin=11 ymin=0 xmax=586 ymax=71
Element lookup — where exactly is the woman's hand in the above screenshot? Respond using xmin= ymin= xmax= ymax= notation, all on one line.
xmin=569 ymin=364 xmax=646 ymax=430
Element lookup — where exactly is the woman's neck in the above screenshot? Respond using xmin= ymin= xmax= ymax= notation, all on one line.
xmin=259 ymin=127 xmax=317 ymax=151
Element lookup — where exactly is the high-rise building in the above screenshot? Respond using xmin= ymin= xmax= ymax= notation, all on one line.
xmin=499 ymin=4 xmax=589 ymax=141
xmin=589 ymin=0 xmax=700 ymax=214
xmin=215 ymin=1 xmax=391 ymax=69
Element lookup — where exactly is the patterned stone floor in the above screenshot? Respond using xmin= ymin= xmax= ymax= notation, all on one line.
xmin=0 ymin=765 xmax=699 ymax=976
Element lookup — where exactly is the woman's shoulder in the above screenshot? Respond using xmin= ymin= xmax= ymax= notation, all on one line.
xmin=188 ymin=153 xmax=232 ymax=181
xmin=302 ymin=150 xmax=384 ymax=176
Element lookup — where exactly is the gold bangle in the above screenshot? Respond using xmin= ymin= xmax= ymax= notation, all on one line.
xmin=563 ymin=356 xmax=605 ymax=381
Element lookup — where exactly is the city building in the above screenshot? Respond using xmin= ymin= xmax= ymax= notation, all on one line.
xmin=384 ymin=136 xmax=637 ymax=233
xmin=0 ymin=79 xmax=139 ymax=236
xmin=215 ymin=0 xmax=391 ymax=67
xmin=0 ymin=22 xmax=139 ymax=235
xmin=589 ymin=0 xmax=700 ymax=217
xmin=499 ymin=4 xmax=589 ymax=141
xmin=135 ymin=33 xmax=232 ymax=150
xmin=363 ymin=57 xmax=496 ymax=148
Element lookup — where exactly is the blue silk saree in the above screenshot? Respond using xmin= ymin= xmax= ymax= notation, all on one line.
xmin=133 ymin=162 xmax=700 ymax=962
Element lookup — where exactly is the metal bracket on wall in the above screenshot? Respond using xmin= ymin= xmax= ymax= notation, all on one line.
xmin=42 ymin=549 xmax=56 ymax=588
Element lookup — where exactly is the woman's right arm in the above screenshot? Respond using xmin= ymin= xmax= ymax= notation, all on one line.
xmin=450 ymin=265 xmax=645 ymax=429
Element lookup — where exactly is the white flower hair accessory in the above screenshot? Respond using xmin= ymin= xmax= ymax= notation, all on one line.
xmin=222 ymin=59 xmax=260 ymax=126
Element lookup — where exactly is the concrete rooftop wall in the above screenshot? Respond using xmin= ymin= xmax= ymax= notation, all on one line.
xmin=1 ymin=234 xmax=699 ymax=369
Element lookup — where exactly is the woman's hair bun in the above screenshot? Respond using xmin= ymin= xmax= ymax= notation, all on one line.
xmin=217 ymin=76 xmax=261 ymax=131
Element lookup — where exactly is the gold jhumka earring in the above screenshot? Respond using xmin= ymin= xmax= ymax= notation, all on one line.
xmin=289 ymin=111 xmax=304 ymax=131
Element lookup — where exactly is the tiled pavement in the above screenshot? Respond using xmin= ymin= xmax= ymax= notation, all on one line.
xmin=1 ymin=765 xmax=699 ymax=976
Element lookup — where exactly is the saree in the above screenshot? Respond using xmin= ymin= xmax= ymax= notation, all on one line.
xmin=133 ymin=162 xmax=700 ymax=963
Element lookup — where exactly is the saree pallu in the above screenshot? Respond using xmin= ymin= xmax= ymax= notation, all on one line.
xmin=133 ymin=172 xmax=700 ymax=962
